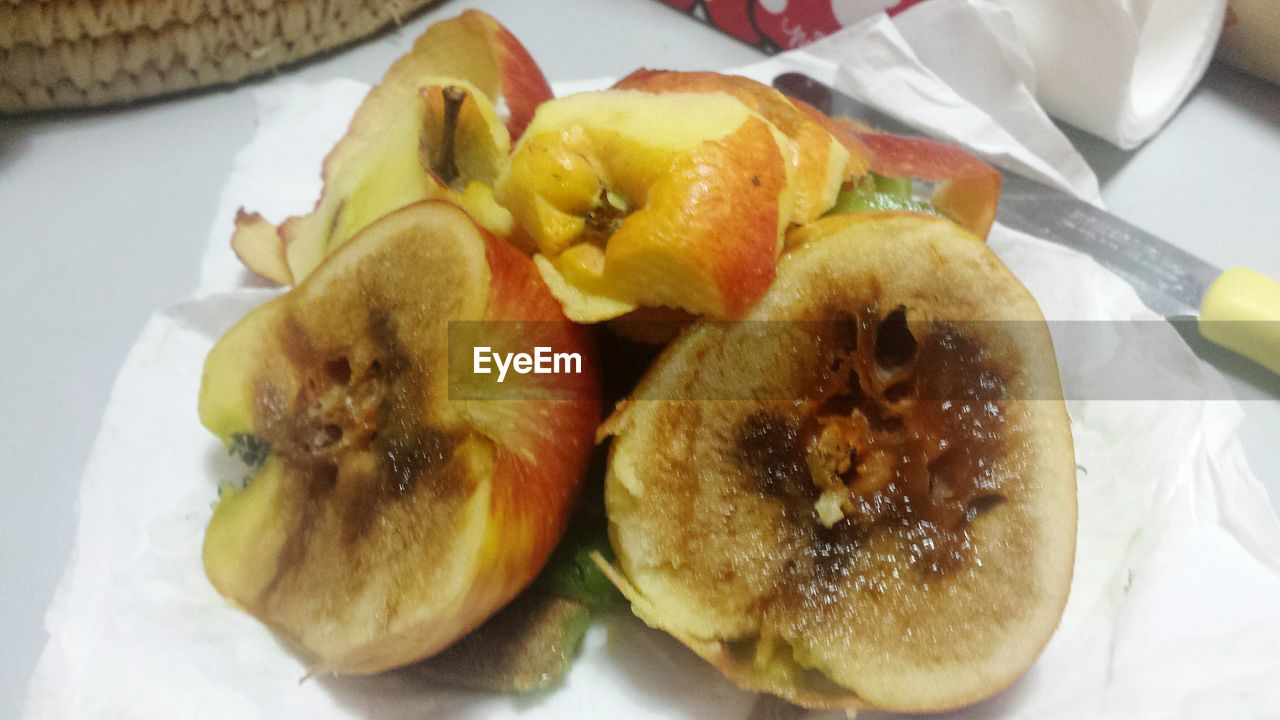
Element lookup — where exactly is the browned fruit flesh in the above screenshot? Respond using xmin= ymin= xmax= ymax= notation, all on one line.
xmin=603 ymin=213 xmax=1076 ymax=711
xmin=200 ymin=201 xmax=599 ymax=675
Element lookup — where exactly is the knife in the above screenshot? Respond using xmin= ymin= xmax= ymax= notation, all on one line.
xmin=773 ymin=72 xmax=1280 ymax=377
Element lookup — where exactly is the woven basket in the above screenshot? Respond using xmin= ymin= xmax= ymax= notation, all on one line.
xmin=0 ymin=0 xmax=444 ymax=113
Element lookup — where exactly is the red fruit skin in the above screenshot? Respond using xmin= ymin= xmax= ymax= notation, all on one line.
xmin=475 ymin=223 xmax=601 ymax=581
xmin=427 ymin=218 xmax=600 ymax=668
xmin=491 ymin=20 xmax=555 ymax=140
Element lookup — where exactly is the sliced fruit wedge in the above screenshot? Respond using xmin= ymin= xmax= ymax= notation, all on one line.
xmin=601 ymin=212 xmax=1075 ymax=711
xmin=231 ymin=10 xmax=554 ymax=285
xmin=201 ymin=201 xmax=599 ymax=675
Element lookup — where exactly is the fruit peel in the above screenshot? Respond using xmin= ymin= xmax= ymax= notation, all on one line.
xmin=794 ymin=98 xmax=1002 ymax=239
xmin=230 ymin=11 xmax=551 ymax=285
xmin=856 ymin=131 xmax=1003 ymax=240
xmin=230 ymin=210 xmax=292 ymax=285
xmin=614 ymin=69 xmax=860 ymax=223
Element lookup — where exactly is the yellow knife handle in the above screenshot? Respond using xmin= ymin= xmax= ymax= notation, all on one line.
xmin=1198 ymin=267 xmax=1280 ymax=376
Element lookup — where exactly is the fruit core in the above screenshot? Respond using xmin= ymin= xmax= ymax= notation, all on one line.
xmin=250 ymin=312 xmax=464 ymax=547
xmin=582 ymin=189 xmax=630 ymax=247
xmin=737 ymin=305 xmax=1009 ymax=577
xmin=435 ymin=86 xmax=468 ymax=187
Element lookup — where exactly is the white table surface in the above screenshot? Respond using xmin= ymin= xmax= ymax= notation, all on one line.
xmin=1 ymin=0 xmax=1277 ymax=715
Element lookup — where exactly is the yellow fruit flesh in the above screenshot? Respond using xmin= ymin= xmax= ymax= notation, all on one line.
xmin=283 ymin=78 xmax=512 ymax=283
xmin=204 ymin=458 xmax=292 ymax=606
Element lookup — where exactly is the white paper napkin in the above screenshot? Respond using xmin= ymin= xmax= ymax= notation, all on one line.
xmin=26 ymin=19 xmax=1280 ymax=720
xmin=763 ymin=0 xmax=1224 ymax=150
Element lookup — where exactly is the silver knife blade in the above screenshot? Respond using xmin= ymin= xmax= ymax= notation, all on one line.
xmin=772 ymin=72 xmax=1220 ymax=319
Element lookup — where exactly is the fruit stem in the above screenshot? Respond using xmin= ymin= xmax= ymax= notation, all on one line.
xmin=583 ymin=189 xmax=628 ymax=246
xmin=439 ymin=86 xmax=467 ymax=186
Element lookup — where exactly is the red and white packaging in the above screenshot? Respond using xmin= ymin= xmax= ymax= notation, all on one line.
xmin=655 ymin=0 xmax=929 ymax=51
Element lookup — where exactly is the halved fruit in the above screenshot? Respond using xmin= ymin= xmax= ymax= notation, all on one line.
xmin=601 ymin=212 xmax=1075 ymax=711
xmin=201 ymin=201 xmax=599 ymax=675
xmin=231 ymin=10 xmax=554 ymax=285
xmin=495 ymin=89 xmax=792 ymax=323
